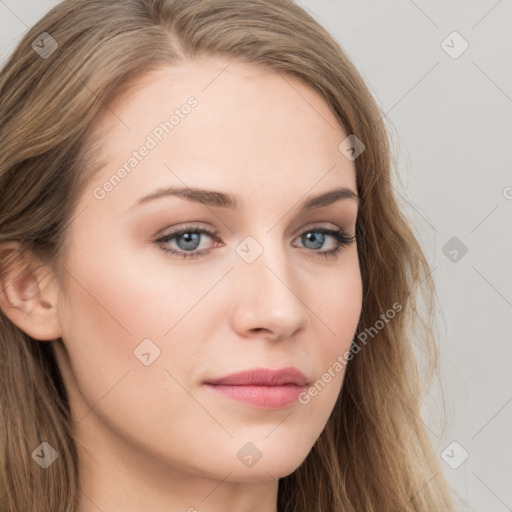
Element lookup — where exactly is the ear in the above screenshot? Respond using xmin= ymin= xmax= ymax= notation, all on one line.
xmin=0 ymin=242 xmax=62 ymax=341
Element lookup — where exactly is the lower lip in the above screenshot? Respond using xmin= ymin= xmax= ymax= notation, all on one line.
xmin=203 ymin=383 xmax=306 ymax=409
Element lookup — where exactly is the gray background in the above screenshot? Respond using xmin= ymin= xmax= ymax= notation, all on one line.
xmin=1 ymin=1 xmax=511 ymax=510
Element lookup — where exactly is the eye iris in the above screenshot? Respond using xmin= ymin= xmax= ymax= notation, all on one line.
xmin=177 ymin=232 xmax=201 ymax=251
xmin=302 ymin=231 xmax=325 ymax=250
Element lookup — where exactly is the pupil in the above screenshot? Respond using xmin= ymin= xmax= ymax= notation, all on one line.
xmin=303 ymin=232 xmax=324 ymax=250
xmin=178 ymin=232 xmax=200 ymax=250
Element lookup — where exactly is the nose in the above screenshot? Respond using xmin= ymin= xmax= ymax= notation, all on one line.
xmin=229 ymin=238 xmax=310 ymax=342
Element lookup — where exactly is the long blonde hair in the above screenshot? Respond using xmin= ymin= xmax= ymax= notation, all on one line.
xmin=0 ymin=0 xmax=456 ymax=510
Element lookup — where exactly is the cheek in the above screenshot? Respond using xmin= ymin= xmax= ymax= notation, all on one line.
xmin=300 ymin=253 xmax=362 ymax=400
xmin=55 ymin=248 xmax=220 ymax=458
xmin=56 ymin=236 xmax=225 ymax=396
xmin=310 ymin=251 xmax=363 ymax=347
xmin=55 ymin=258 xmax=141 ymax=421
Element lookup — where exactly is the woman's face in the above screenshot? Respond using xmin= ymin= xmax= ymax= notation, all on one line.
xmin=53 ymin=57 xmax=362 ymax=487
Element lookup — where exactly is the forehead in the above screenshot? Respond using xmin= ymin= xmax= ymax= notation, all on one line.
xmin=82 ymin=57 xmax=356 ymax=211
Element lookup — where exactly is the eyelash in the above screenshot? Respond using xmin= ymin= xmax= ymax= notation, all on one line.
xmin=154 ymin=224 xmax=356 ymax=260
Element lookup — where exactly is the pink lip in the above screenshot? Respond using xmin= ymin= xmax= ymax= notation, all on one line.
xmin=203 ymin=367 xmax=309 ymax=409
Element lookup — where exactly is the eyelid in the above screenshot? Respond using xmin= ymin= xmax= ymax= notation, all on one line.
xmin=153 ymin=221 xmax=214 ymax=239
xmin=293 ymin=221 xmax=347 ymax=237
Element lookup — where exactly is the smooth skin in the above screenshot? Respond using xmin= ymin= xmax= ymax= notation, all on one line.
xmin=0 ymin=57 xmax=362 ymax=512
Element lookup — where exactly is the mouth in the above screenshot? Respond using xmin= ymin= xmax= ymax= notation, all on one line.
xmin=203 ymin=367 xmax=309 ymax=409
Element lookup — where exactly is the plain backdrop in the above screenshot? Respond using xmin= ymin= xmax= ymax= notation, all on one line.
xmin=1 ymin=1 xmax=511 ymax=511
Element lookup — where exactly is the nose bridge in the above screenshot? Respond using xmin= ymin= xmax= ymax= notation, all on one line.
xmin=236 ymin=230 xmax=291 ymax=288
xmin=230 ymin=231 xmax=309 ymax=338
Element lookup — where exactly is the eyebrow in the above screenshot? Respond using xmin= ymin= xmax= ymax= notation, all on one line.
xmin=130 ymin=185 xmax=359 ymax=211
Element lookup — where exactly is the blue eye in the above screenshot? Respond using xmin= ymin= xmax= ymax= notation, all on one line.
xmin=155 ymin=225 xmax=355 ymax=260
xmin=298 ymin=228 xmax=355 ymax=259
xmin=155 ymin=226 xmax=219 ymax=259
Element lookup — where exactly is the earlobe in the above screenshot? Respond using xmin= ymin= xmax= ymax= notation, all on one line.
xmin=0 ymin=243 xmax=62 ymax=341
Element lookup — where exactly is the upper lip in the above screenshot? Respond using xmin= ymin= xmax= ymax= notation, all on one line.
xmin=204 ymin=367 xmax=309 ymax=386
